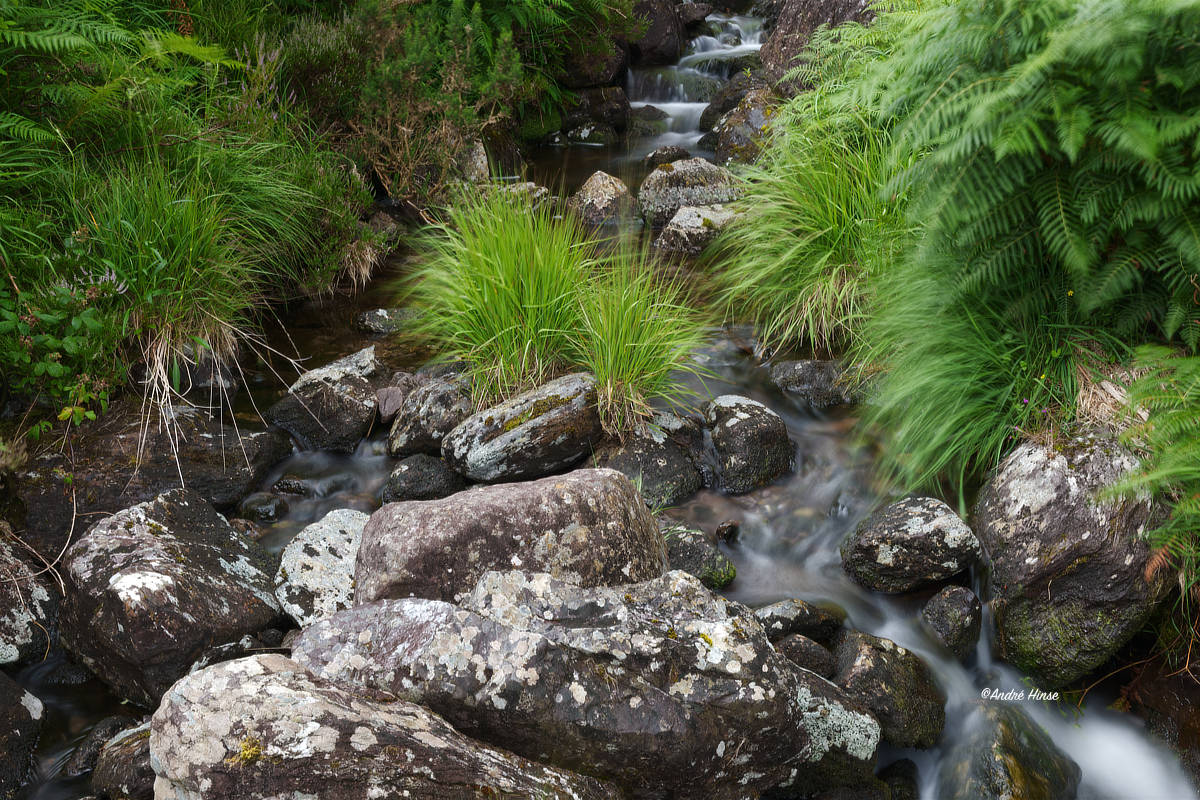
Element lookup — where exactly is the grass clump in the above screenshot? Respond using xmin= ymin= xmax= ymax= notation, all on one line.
xmin=409 ymin=190 xmax=707 ymax=433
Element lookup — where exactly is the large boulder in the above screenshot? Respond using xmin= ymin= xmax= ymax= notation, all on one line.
xmin=0 ymin=526 xmax=54 ymax=666
xmin=380 ymin=454 xmax=469 ymax=503
xmin=387 ymin=375 xmax=473 ymax=458
xmin=150 ymin=654 xmax=619 ymax=800
xmin=652 ymin=204 xmax=741 ymax=257
xmin=568 ymin=171 xmax=640 ymax=227
xmin=699 ymin=72 xmax=762 ymax=132
xmin=58 ymin=489 xmax=281 ymax=707
xmin=93 ymin=721 xmax=154 ymax=800
xmin=841 ymin=497 xmax=982 ymax=594
xmin=356 ymin=468 xmax=666 ymax=604
xmin=630 ymin=0 xmax=686 ymax=65
xmin=274 ymin=508 xmax=368 ymax=628
xmin=832 ymin=630 xmax=946 ymax=749
xmin=938 ymin=704 xmax=1080 ymax=800
xmin=638 ymin=158 xmax=743 ymax=227
xmin=591 ymin=415 xmax=704 ymax=507
xmin=714 ymin=87 xmax=777 ymax=164
xmin=295 ymin=570 xmax=882 ymax=798
xmin=760 ymin=0 xmax=873 ymax=92
xmin=0 ymin=671 xmax=42 ymax=798
xmin=768 ymin=359 xmax=856 ymax=407
xmin=442 ymin=373 xmax=604 ymax=483
xmin=704 ymin=395 xmax=794 ymax=493
xmin=974 ymin=435 xmax=1165 ymax=688
xmin=265 ymin=346 xmax=382 ymax=453
xmin=921 ymin=585 xmax=983 ymax=661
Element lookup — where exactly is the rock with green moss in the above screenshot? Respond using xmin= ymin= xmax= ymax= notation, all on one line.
xmin=974 ymin=435 xmax=1166 ymax=688
xmin=714 ymin=87 xmax=777 ymax=164
xmin=92 ymin=721 xmax=153 ymax=800
xmin=151 ymin=654 xmax=619 ymax=800
xmin=661 ymin=521 xmax=735 ymax=589
xmin=442 ymin=373 xmax=604 ymax=483
xmin=652 ymin=203 xmax=741 ymax=256
xmin=938 ymin=704 xmax=1080 ymax=800
xmin=704 ymin=394 xmax=794 ymax=494
xmin=294 ymin=569 xmax=882 ymax=798
xmin=637 ymin=157 xmax=743 ymax=226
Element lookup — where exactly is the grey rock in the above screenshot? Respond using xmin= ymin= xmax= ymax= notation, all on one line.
xmin=841 ymin=497 xmax=982 ymax=594
xmin=760 ymin=0 xmax=873 ymax=93
xmin=591 ymin=416 xmax=704 ymax=507
xmin=375 ymin=372 xmax=423 ymax=424
xmin=754 ymin=597 xmax=846 ymax=645
xmin=638 ymin=158 xmax=743 ymax=227
xmin=265 ymin=346 xmax=382 ymax=453
xmin=833 ymin=630 xmax=946 ymax=749
xmin=380 ymin=454 xmax=469 ymax=503
xmin=661 ymin=521 xmax=736 ymax=589
xmin=568 ymin=171 xmax=639 ymax=227
xmin=93 ymin=721 xmax=153 ymax=800
xmin=643 ymin=144 xmax=691 ymax=169
xmin=461 ymin=139 xmax=490 ymax=183
xmin=274 ymin=508 xmax=368 ymax=628
xmin=150 ymin=654 xmax=618 ymax=800
xmin=387 ymin=376 xmax=473 ymax=458
xmin=294 ymin=569 xmax=882 ymax=798
xmin=776 ymin=633 xmax=837 ymax=678
xmin=0 ymin=529 xmax=54 ymax=666
xmin=921 ymin=585 xmax=983 ymax=661
xmin=351 ymin=307 xmax=419 ymax=335
xmin=442 ymin=373 xmax=604 ymax=483
xmin=631 ymin=0 xmax=686 ymax=65
xmin=0 ymin=671 xmax=42 ymax=798
xmin=58 ymin=489 xmax=281 ymax=707
xmin=974 ymin=435 xmax=1165 ymax=687
xmin=653 ymin=203 xmax=740 ymax=256
xmin=63 ymin=714 xmax=139 ymax=778
xmin=769 ymin=359 xmax=855 ymax=407
xmin=938 ymin=704 xmax=1080 ymax=800
xmin=714 ymin=87 xmax=777 ymax=164
xmin=356 ymin=468 xmax=666 ymax=604
xmin=704 ymin=394 xmax=794 ymax=493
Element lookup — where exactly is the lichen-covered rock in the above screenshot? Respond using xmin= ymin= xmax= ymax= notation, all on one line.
xmin=630 ymin=0 xmax=686 ymax=65
xmin=714 ymin=87 xmax=777 ymax=164
xmin=150 ymin=654 xmax=619 ymax=800
xmin=638 ymin=158 xmax=743 ymax=226
xmin=387 ymin=376 xmax=473 ymax=458
xmin=832 ymin=630 xmax=946 ymax=749
xmin=58 ymin=489 xmax=281 ymax=707
xmin=938 ymin=704 xmax=1080 ymax=800
xmin=591 ymin=416 xmax=703 ymax=507
xmin=776 ymin=633 xmax=837 ymax=678
xmin=380 ymin=454 xmax=469 ymax=503
xmin=93 ymin=721 xmax=153 ymax=800
xmin=700 ymin=72 xmax=761 ymax=132
xmin=567 ymin=123 xmax=619 ymax=147
xmin=442 ymin=373 xmax=604 ymax=483
xmin=841 ymin=497 xmax=982 ymax=594
xmin=974 ymin=435 xmax=1165 ymax=688
xmin=265 ymin=346 xmax=382 ymax=453
xmin=768 ymin=359 xmax=856 ymax=407
xmin=62 ymin=714 xmax=139 ymax=778
xmin=295 ymin=570 xmax=882 ymax=798
xmin=652 ymin=204 xmax=740 ymax=256
xmin=274 ymin=508 xmax=368 ymax=628
xmin=351 ymin=307 xmax=419 ymax=335
xmin=662 ymin=522 xmax=736 ymax=589
xmin=643 ymin=144 xmax=692 ymax=169
xmin=0 ymin=528 xmax=53 ymax=666
xmin=0 ymin=670 xmax=42 ymax=798
xmin=754 ymin=597 xmax=846 ymax=645
xmin=704 ymin=395 xmax=794 ymax=493
xmin=921 ymin=585 xmax=983 ymax=661
xmin=567 ymin=171 xmax=639 ymax=227
xmin=760 ymin=0 xmax=873 ymax=93
xmin=356 ymin=469 xmax=665 ymax=603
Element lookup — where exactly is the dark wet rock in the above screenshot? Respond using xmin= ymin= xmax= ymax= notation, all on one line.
xmin=387 ymin=376 xmax=472 ymax=458
xmin=92 ymin=721 xmax=153 ymax=800
xmin=938 ymin=704 xmax=1080 ymax=800
xmin=653 ymin=203 xmax=740 ymax=256
xmin=776 ymin=633 xmax=837 ymax=678
xmin=563 ymin=37 xmax=628 ymax=89
xmin=679 ymin=2 xmax=714 ymax=27
xmin=704 ymin=394 xmax=794 ymax=493
xmin=568 ymin=171 xmax=640 ymax=227
xmin=630 ymin=0 xmax=686 ymax=65
xmin=271 ymin=476 xmax=311 ymax=496
xmin=974 ymin=435 xmax=1165 ymax=688
xmin=638 ymin=158 xmax=743 ymax=226
xmin=754 ymin=597 xmax=846 ymax=645
xmin=274 ymin=508 xmax=368 ymax=628
xmin=700 ymin=73 xmax=762 ymax=132
xmin=643 ymin=144 xmax=692 ymax=169
xmin=1127 ymin=660 xmax=1200 ymax=787
xmin=58 ymin=489 xmax=281 ymax=708
xmin=295 ymin=569 xmax=882 ymax=798
xmin=0 ymin=528 xmax=54 ymax=667
xmin=769 ymin=359 xmax=856 ymax=407
xmin=236 ymin=491 xmax=287 ymax=523
xmin=357 ymin=468 xmax=665 ymax=603
xmin=833 ymin=630 xmax=946 ymax=749
xmin=591 ymin=415 xmax=704 ymax=508
xmin=62 ymin=714 xmax=138 ymax=778
xmin=567 ymin=123 xmax=619 ymax=147
xmin=841 ymin=497 xmax=982 ymax=594
xmin=697 ymin=128 xmax=719 ymax=150
xmin=715 ymin=519 xmax=740 ymax=543
xmin=265 ymin=346 xmax=382 ymax=453
xmin=714 ymin=87 xmax=777 ymax=164
xmin=151 ymin=654 xmax=618 ymax=800
xmin=564 ymin=87 xmax=631 ymax=132
xmin=628 ymin=103 xmax=671 ymax=137
xmin=380 ymin=454 xmax=469 ymax=503
xmin=760 ymin=0 xmax=873 ymax=93
xmin=879 ymin=759 xmax=920 ymax=800
xmin=442 ymin=373 xmax=604 ymax=483
xmin=1 ymin=671 xmax=42 ymax=797
xmin=178 ymin=344 xmax=237 ymax=400
xmin=375 ymin=372 xmax=423 ymax=425
xmin=351 ymin=307 xmax=418 ymax=335
xmin=661 ymin=521 xmax=735 ymax=589
xmin=922 ymin=585 xmax=983 ymax=661
xmin=14 ymin=404 xmax=292 ymax=560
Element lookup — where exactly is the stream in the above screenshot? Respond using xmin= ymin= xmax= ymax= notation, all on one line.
xmin=10 ymin=10 xmax=1199 ymax=800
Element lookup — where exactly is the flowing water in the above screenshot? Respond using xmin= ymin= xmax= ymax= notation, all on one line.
xmin=9 ymin=11 xmax=1199 ymax=800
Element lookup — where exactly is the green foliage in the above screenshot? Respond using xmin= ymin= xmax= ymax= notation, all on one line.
xmin=409 ymin=190 xmax=705 ymax=432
